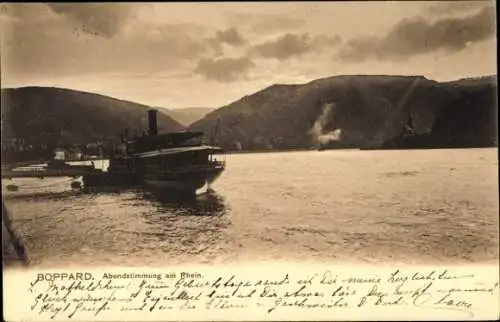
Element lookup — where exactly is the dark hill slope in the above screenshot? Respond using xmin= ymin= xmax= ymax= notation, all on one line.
xmin=423 ymin=76 xmax=497 ymax=147
xmin=1 ymin=87 xmax=185 ymax=145
xmin=189 ymin=75 xmax=465 ymax=150
xmin=159 ymin=107 xmax=215 ymax=126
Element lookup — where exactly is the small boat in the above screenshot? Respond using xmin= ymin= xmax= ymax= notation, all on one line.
xmin=45 ymin=159 xmax=95 ymax=171
xmin=45 ymin=159 xmax=69 ymax=169
xmin=99 ymin=109 xmax=226 ymax=194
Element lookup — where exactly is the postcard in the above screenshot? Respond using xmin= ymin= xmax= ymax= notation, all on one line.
xmin=1 ymin=2 xmax=498 ymax=321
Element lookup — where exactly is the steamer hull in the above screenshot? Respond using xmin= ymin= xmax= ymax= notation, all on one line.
xmin=142 ymin=165 xmax=225 ymax=191
xmin=104 ymin=109 xmax=226 ymax=193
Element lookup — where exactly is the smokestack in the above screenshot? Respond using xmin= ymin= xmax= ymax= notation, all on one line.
xmin=148 ymin=108 xmax=158 ymax=136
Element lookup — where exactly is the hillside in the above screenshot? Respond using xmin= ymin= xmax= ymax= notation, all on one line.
xmin=161 ymin=107 xmax=214 ymax=126
xmin=1 ymin=87 xmax=185 ymax=147
xmin=159 ymin=107 xmax=215 ymax=126
xmin=189 ymin=75 xmax=497 ymax=151
xmin=2 ymin=75 xmax=496 ymax=160
xmin=406 ymin=76 xmax=497 ymax=148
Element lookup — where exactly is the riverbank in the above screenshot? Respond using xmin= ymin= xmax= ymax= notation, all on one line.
xmin=225 ymin=147 xmax=315 ymax=155
xmin=2 ymin=201 xmax=28 ymax=268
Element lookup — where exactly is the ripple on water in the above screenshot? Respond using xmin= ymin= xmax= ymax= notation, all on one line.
xmin=2 ymin=148 xmax=499 ymax=267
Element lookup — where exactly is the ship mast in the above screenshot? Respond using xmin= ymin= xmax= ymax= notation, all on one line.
xmin=373 ymin=77 xmax=421 ymax=144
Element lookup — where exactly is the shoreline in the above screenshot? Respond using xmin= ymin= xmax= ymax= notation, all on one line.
xmin=1 ymin=146 xmax=497 ymax=167
xmin=224 ymin=145 xmax=497 ymax=155
xmin=2 ymin=201 xmax=29 ymax=268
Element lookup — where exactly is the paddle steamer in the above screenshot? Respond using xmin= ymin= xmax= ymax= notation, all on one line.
xmin=92 ymin=109 xmax=225 ymax=193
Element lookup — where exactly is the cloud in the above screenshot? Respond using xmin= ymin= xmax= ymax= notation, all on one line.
xmin=252 ymin=33 xmax=341 ymax=60
xmin=216 ymin=28 xmax=245 ymax=46
xmin=252 ymin=14 xmax=306 ymax=33
xmin=136 ymin=23 xmax=210 ymax=60
xmin=2 ymin=15 xmax=213 ymax=81
xmin=253 ymin=33 xmax=311 ymax=60
xmin=337 ymin=6 xmax=496 ymax=62
xmin=226 ymin=13 xmax=306 ymax=34
xmin=0 ymin=3 xmax=55 ymax=22
xmin=426 ymin=1 xmax=493 ymax=16
xmin=205 ymin=28 xmax=246 ymax=57
xmin=1 ymin=4 xmax=213 ymax=79
xmin=194 ymin=57 xmax=256 ymax=82
xmin=46 ymin=3 xmax=136 ymax=38
xmin=311 ymin=35 xmax=343 ymax=51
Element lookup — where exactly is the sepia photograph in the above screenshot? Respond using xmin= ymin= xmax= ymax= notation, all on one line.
xmin=1 ymin=1 xmax=498 ymax=320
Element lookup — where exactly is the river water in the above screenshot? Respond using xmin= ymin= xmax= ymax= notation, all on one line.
xmin=2 ymin=148 xmax=498 ymax=268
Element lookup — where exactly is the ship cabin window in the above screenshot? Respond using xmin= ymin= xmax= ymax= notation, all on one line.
xmin=183 ymin=151 xmax=208 ymax=166
xmin=143 ymin=156 xmax=170 ymax=172
xmin=183 ymin=137 xmax=203 ymax=147
xmin=160 ymin=156 xmax=168 ymax=170
xmin=194 ymin=151 xmax=209 ymax=165
xmin=151 ymin=150 xmax=210 ymax=170
xmin=149 ymin=157 xmax=160 ymax=170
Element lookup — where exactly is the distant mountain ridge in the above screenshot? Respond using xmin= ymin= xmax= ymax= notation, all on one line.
xmin=1 ymin=86 xmax=185 ymax=146
xmin=1 ymin=75 xmax=496 ymax=154
xmin=189 ymin=74 xmax=497 ymax=150
xmin=158 ymin=107 xmax=215 ymax=126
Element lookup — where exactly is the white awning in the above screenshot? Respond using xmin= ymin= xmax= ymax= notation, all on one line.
xmin=135 ymin=145 xmax=223 ymax=158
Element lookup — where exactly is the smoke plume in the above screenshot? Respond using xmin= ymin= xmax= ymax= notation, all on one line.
xmin=318 ymin=129 xmax=342 ymax=145
xmin=309 ymin=102 xmax=343 ymax=146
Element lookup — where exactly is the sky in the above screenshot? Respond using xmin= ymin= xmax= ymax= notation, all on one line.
xmin=0 ymin=1 xmax=496 ymax=109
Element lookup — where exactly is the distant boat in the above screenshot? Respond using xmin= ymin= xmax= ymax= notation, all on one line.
xmin=101 ymin=109 xmax=225 ymax=193
xmin=45 ymin=159 xmax=95 ymax=171
xmin=401 ymin=113 xmax=417 ymax=138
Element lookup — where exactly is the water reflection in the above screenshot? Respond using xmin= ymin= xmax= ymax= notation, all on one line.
xmin=2 ymin=190 xmax=83 ymax=201
xmin=138 ymin=188 xmax=229 ymax=217
xmin=3 ymin=180 xmax=229 ymax=218
xmin=2 ymin=179 xmax=232 ymax=266
xmin=128 ymin=188 xmax=232 ymax=263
